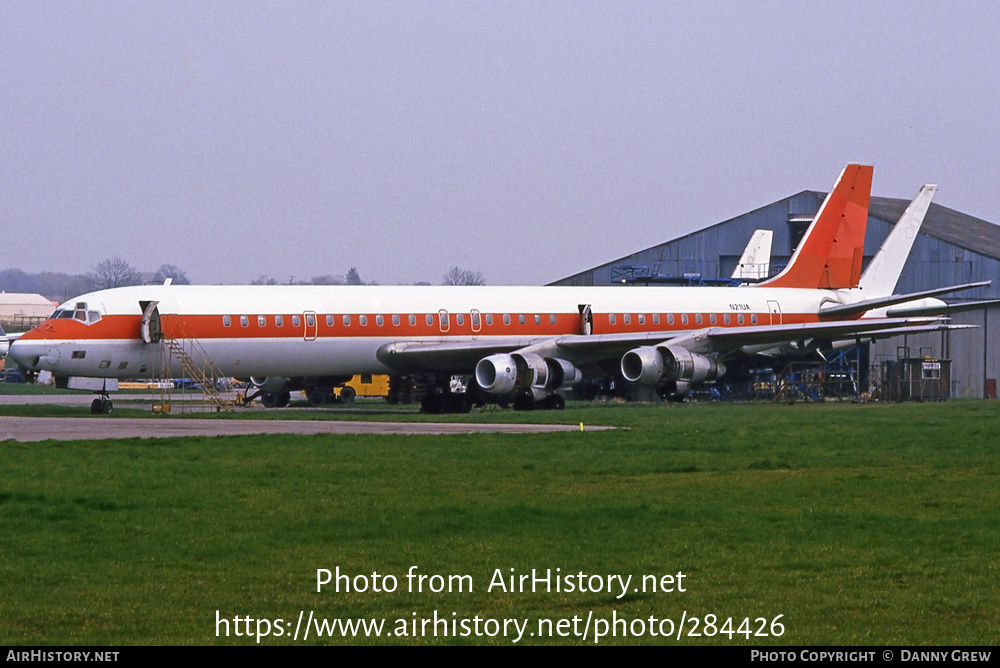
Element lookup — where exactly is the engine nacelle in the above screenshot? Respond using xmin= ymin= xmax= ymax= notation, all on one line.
xmin=620 ymin=346 xmax=725 ymax=388
xmin=249 ymin=376 xmax=288 ymax=392
xmin=475 ymin=354 xmax=519 ymax=395
xmin=475 ymin=353 xmax=581 ymax=396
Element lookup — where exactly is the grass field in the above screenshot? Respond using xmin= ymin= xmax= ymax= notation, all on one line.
xmin=1 ymin=400 xmax=998 ymax=645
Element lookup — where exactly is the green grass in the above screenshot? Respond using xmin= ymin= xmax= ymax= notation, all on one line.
xmin=1 ymin=401 xmax=998 ymax=645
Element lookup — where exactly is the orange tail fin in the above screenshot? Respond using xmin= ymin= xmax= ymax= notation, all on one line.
xmin=759 ymin=164 xmax=872 ymax=289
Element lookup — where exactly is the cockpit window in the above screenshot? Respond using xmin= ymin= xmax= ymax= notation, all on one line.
xmin=51 ymin=304 xmax=101 ymax=324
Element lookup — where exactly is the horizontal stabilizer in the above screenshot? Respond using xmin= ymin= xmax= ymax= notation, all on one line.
xmin=832 ymin=323 xmax=976 ymax=343
xmin=818 ymin=281 xmax=991 ymax=318
xmin=886 ymin=299 xmax=1000 ymax=318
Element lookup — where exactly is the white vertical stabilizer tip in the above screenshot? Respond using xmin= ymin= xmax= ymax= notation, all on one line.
xmin=731 ymin=229 xmax=773 ymax=280
xmin=858 ymin=184 xmax=937 ymax=296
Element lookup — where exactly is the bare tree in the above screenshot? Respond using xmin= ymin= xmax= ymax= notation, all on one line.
xmin=87 ymin=257 xmax=143 ymax=290
xmin=442 ymin=267 xmax=485 ymax=286
xmin=152 ymin=264 xmax=190 ymax=285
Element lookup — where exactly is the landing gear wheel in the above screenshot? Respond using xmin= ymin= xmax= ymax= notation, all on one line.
xmin=545 ymin=394 xmax=565 ymax=410
xmin=512 ymin=391 xmax=535 ymax=411
xmin=90 ymin=398 xmax=113 ymax=415
xmin=421 ymin=392 xmax=445 ymax=414
xmin=338 ymin=386 xmax=356 ymax=404
xmin=277 ymin=391 xmax=291 ymax=408
xmin=307 ymin=388 xmax=331 ymax=407
xmin=261 ymin=391 xmax=280 ymax=408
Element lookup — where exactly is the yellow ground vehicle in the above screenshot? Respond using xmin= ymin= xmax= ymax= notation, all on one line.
xmin=333 ymin=374 xmax=390 ymax=402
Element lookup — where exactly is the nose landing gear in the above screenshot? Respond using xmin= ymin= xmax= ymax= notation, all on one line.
xmin=90 ymin=393 xmax=113 ymax=415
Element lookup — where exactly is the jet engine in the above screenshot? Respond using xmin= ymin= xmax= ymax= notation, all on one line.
xmin=620 ymin=346 xmax=725 ymax=388
xmin=249 ymin=376 xmax=288 ymax=391
xmin=474 ymin=353 xmax=582 ymax=396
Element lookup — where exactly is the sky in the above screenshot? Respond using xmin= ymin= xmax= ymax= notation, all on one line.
xmin=2 ymin=1 xmax=998 ymax=286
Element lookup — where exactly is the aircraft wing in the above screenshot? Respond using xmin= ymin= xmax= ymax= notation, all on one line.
xmin=375 ymin=331 xmax=695 ymax=372
xmin=376 ymin=317 xmax=939 ymax=372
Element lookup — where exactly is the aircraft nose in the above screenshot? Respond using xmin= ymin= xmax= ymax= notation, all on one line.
xmin=7 ymin=339 xmax=43 ymax=370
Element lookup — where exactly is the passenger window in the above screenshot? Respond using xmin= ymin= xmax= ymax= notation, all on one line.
xmin=471 ymin=312 xmax=481 ymax=327
xmin=426 ymin=314 xmax=434 ymax=326
xmin=392 ymin=315 xmax=400 ymax=326
xmin=223 ymin=315 xmax=231 ymax=327
xmin=375 ymin=315 xmax=383 ymax=326
xmin=724 ymin=314 xmax=731 ymax=325
xmin=456 ymin=314 xmax=464 ymax=326
xmin=292 ymin=315 xmax=301 ymax=327
xmin=503 ymin=314 xmax=511 ymax=326
xmin=240 ymin=315 xmax=249 ymax=327
xmin=696 ymin=314 xmax=703 ymax=325
xmin=667 ymin=314 xmax=674 ymax=325
xmin=306 ymin=314 xmax=316 ymax=327
xmin=609 ymin=314 xmax=617 ymax=325
xmin=549 ymin=314 xmax=556 ymax=325
xmin=738 ymin=314 xmax=745 ymax=325
xmin=409 ymin=314 xmax=416 ymax=326
xmin=653 ymin=314 xmax=660 ymax=325
xmin=518 ymin=314 xmax=526 ymax=325
xmin=638 ymin=314 xmax=645 ymax=325
xmin=486 ymin=314 xmax=494 ymax=326
xmin=360 ymin=315 xmax=368 ymax=326
xmin=709 ymin=314 xmax=716 ymax=324
xmin=326 ymin=315 xmax=333 ymax=327
xmin=624 ymin=314 xmax=631 ymax=325
xmin=258 ymin=315 xmax=266 ymax=327
xmin=681 ymin=314 xmax=688 ymax=325
xmin=751 ymin=314 xmax=758 ymax=324
xmin=344 ymin=315 xmax=351 ymax=326
xmin=534 ymin=314 xmax=541 ymax=325
xmin=276 ymin=315 xmax=284 ymax=327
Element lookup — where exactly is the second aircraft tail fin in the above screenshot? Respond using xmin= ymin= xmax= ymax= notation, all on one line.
xmin=857 ymin=184 xmax=937 ymax=297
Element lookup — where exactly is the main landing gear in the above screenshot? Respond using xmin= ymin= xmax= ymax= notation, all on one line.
xmin=510 ymin=388 xmax=565 ymax=411
xmin=417 ymin=376 xmax=566 ymax=413
xmin=90 ymin=394 xmax=113 ymax=415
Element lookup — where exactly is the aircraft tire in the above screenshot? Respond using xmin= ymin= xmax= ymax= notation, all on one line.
xmin=545 ymin=394 xmax=565 ymax=410
xmin=278 ymin=391 xmax=291 ymax=408
xmin=512 ymin=391 xmax=535 ymax=411
xmin=307 ymin=388 xmax=330 ymax=407
xmin=261 ymin=392 xmax=280 ymax=408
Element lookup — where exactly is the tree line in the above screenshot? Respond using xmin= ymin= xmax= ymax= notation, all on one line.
xmin=1 ymin=259 xmax=487 ymax=302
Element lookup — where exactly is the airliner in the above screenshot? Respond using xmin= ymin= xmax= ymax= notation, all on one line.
xmin=8 ymin=165 xmax=993 ymax=414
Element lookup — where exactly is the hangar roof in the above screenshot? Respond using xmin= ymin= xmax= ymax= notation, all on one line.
xmin=0 ymin=292 xmax=54 ymax=307
xmin=810 ymin=191 xmax=1000 ymax=261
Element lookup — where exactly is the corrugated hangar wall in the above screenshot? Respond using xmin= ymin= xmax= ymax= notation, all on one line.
xmin=551 ymin=192 xmax=1000 ymax=398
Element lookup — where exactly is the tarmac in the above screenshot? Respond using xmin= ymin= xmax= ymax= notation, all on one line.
xmin=0 ymin=393 xmax=611 ymax=442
